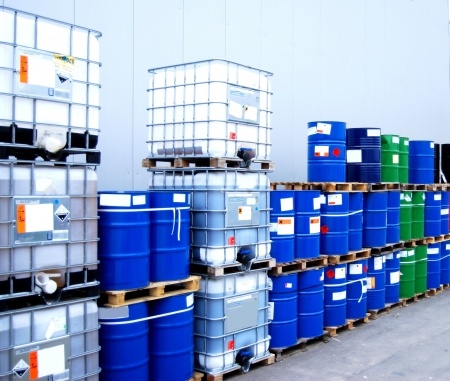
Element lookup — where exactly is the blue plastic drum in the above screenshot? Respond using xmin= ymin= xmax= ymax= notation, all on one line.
xmin=386 ymin=191 xmax=401 ymax=244
xmin=427 ymin=243 xmax=441 ymax=290
xmin=270 ymin=191 xmax=295 ymax=263
xmin=295 ymin=190 xmax=321 ymax=259
xmin=363 ymin=192 xmax=388 ymax=248
xmin=441 ymin=241 xmax=450 ymax=285
xmin=441 ymin=191 xmax=449 ymax=235
xmin=367 ymin=256 xmax=386 ymax=310
xmin=346 ymin=259 xmax=368 ymax=320
xmin=324 ymin=264 xmax=347 ymax=327
xmin=409 ymin=140 xmax=434 ymax=184
xmin=385 ymin=251 xmax=401 ymax=304
xmin=348 ymin=193 xmax=363 ymax=251
xmin=320 ymin=193 xmax=349 ymax=255
xmin=425 ymin=191 xmax=442 ymax=237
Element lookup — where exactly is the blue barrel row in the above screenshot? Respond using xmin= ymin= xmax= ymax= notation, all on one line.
xmin=271 ymin=189 xmax=449 ymax=261
xmin=98 ymin=190 xmax=191 ymax=291
xmin=268 ymin=239 xmax=450 ymax=349
xmin=307 ymin=121 xmax=444 ymax=184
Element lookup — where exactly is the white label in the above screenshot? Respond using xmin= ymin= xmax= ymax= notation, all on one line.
xmin=99 ymin=193 xmax=131 ymax=207
xmin=390 ymin=271 xmax=400 ymax=284
xmin=382 ymin=256 xmax=386 ymax=263
xmin=238 ymin=205 xmax=252 ymax=221
xmin=404 ymin=194 xmax=412 ymax=202
xmin=428 ymin=248 xmax=439 ymax=255
xmin=362 ymin=283 xmax=368 ymax=293
xmin=280 ymin=197 xmax=294 ymax=211
xmin=404 ymin=140 xmax=409 ymax=146
xmin=441 ymin=208 xmax=449 ymax=215
xmin=173 ymin=193 xmax=186 ymax=203
xmin=35 ymin=178 xmax=54 ymax=193
xmin=310 ymin=216 xmax=320 ymax=234
xmin=308 ymin=126 xmax=317 ymax=136
xmin=236 ymin=279 xmax=256 ymax=293
xmin=430 ymin=142 xmax=434 ymax=149
xmin=244 ymin=105 xmax=258 ymax=122
xmin=435 ymin=194 xmax=442 ymax=201
xmin=367 ymin=277 xmax=375 ymax=289
xmin=268 ymin=302 xmax=274 ymax=320
xmin=392 ymin=154 xmax=399 ymax=164
xmin=316 ymin=122 xmax=332 ymax=135
xmin=392 ymin=136 xmax=400 ymax=144
xmin=400 ymin=250 xmax=407 ymax=258
xmin=386 ymin=253 xmax=393 ymax=260
xmin=285 ymin=282 xmax=293 ymax=289
xmin=332 ymin=291 xmax=346 ymax=301
xmin=408 ymin=250 xmax=414 ymax=257
xmin=374 ymin=257 xmax=383 ymax=270
xmin=320 ymin=194 xmax=326 ymax=204
xmin=335 ymin=267 xmax=346 ymax=279
xmin=349 ymin=263 xmax=363 ymax=275
xmin=133 ymin=195 xmax=147 ymax=205
xmin=347 ymin=149 xmax=362 ymax=163
xmin=319 ymin=270 xmax=324 ymax=281
xmin=367 ymin=129 xmax=381 ymax=137
xmin=23 ymin=203 xmax=54 ymax=233
xmin=270 ymin=222 xmax=278 ymax=233
xmin=229 ymin=100 xmax=243 ymax=119
xmin=328 ymin=194 xmax=343 ymax=206
xmin=313 ymin=197 xmax=321 ymax=210
xmin=186 ymin=293 xmax=194 ymax=307
xmin=314 ymin=145 xmax=329 ymax=157
xmin=246 ymin=197 xmax=256 ymax=205
xmin=45 ymin=317 xmax=66 ymax=340
xmin=447 ymin=244 xmax=450 ymax=250
xmin=36 ymin=345 xmax=66 ymax=379
xmin=277 ymin=217 xmax=294 ymax=235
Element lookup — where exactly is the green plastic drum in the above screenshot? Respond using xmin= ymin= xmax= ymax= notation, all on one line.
xmin=399 ymin=137 xmax=409 ymax=183
xmin=411 ymin=192 xmax=425 ymax=239
xmin=400 ymin=191 xmax=412 ymax=241
xmin=414 ymin=245 xmax=428 ymax=294
xmin=400 ymin=247 xmax=416 ymax=298
xmin=381 ymin=135 xmax=400 ymax=182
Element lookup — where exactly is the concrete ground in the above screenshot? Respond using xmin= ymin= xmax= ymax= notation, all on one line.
xmin=227 ymin=290 xmax=450 ymax=381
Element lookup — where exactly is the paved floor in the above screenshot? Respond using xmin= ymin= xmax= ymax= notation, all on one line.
xmin=228 ymin=290 xmax=450 ymax=381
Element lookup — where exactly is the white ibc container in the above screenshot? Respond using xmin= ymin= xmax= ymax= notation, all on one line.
xmin=194 ymin=271 xmax=270 ymax=374
xmin=149 ymin=169 xmax=271 ymax=265
xmin=0 ymin=7 xmax=101 ymax=151
xmin=147 ymin=59 xmax=272 ymax=161
xmin=0 ymin=163 xmax=98 ymax=297
xmin=0 ymin=299 xmax=100 ymax=380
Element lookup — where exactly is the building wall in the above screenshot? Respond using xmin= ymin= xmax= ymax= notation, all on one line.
xmin=3 ymin=0 xmax=450 ymax=189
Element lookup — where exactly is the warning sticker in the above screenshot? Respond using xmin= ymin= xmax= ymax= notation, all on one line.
xmin=390 ymin=271 xmax=400 ymax=284
xmin=54 ymin=204 xmax=70 ymax=222
xmin=367 ymin=277 xmax=375 ymax=289
xmin=335 ymin=266 xmax=346 ymax=279
xmin=332 ymin=147 xmax=341 ymax=157
xmin=349 ymin=263 xmax=362 ymax=275
xmin=314 ymin=145 xmax=329 ymax=157
xmin=13 ymin=359 xmax=30 ymax=378
xmin=277 ymin=217 xmax=294 ymax=235
xmin=238 ymin=206 xmax=252 ymax=221
xmin=374 ymin=257 xmax=383 ymax=271
xmin=320 ymin=225 xmax=329 ymax=234
xmin=310 ymin=217 xmax=320 ymax=234
xmin=280 ymin=197 xmax=294 ymax=211
xmin=328 ymin=194 xmax=343 ymax=206
xmin=316 ymin=122 xmax=332 ymax=135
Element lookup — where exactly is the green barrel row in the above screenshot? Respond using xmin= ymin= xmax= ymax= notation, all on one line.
xmin=399 ymin=245 xmax=428 ymax=299
xmin=381 ymin=134 xmax=409 ymax=183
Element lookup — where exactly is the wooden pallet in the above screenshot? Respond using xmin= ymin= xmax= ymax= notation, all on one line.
xmin=325 ymin=314 xmax=370 ymax=337
xmin=188 ymin=371 xmax=204 ymax=381
xmin=325 ymin=248 xmax=371 ymax=265
xmin=142 ymin=157 xmax=274 ymax=170
xmin=269 ymin=256 xmax=328 ymax=275
xmin=269 ymin=182 xmax=368 ymax=192
xmin=426 ymin=184 xmax=449 ymax=191
xmin=401 ymin=290 xmax=430 ymax=305
xmin=368 ymin=183 xmax=401 ymax=191
xmin=427 ymin=285 xmax=444 ymax=296
xmin=443 ymin=283 xmax=450 ymax=290
xmin=102 ymin=275 xmax=200 ymax=307
xmin=200 ymin=353 xmax=275 ymax=381
xmin=401 ymin=184 xmax=427 ymax=191
xmin=190 ymin=257 xmax=275 ymax=277
xmin=370 ymin=242 xmax=404 ymax=256
xmin=368 ymin=300 xmax=406 ymax=319
xmin=270 ymin=332 xmax=329 ymax=362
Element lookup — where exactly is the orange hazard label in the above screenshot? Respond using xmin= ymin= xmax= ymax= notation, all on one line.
xmin=29 ymin=351 xmax=38 ymax=379
xmin=310 ymin=218 xmax=319 ymax=224
xmin=20 ymin=55 xmax=29 ymax=83
xmin=17 ymin=204 xmax=26 ymax=234
xmin=278 ymin=219 xmax=292 ymax=225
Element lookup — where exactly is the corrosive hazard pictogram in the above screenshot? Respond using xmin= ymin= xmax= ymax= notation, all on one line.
xmin=13 ymin=359 xmax=30 ymax=378
xmin=55 ymin=204 xmax=70 ymax=222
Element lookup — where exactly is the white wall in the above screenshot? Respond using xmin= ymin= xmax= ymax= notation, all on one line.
xmin=3 ymin=0 xmax=450 ymax=189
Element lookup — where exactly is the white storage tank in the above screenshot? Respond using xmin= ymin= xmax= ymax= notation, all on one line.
xmin=0 ymin=299 xmax=100 ymax=380
xmin=147 ymin=59 xmax=272 ymax=161
xmin=194 ymin=270 xmax=271 ymax=375
xmin=0 ymin=162 xmax=98 ymax=297
xmin=148 ymin=169 xmax=271 ymax=266
xmin=0 ymin=7 xmax=101 ymax=153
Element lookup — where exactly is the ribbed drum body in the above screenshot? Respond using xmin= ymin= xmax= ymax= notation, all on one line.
xmin=409 ymin=141 xmax=434 ymax=184
xmin=270 ymin=191 xmax=295 ymax=263
xmin=346 ymin=260 xmax=368 ymax=319
xmin=385 ymin=251 xmax=401 ymax=304
xmin=295 ymin=190 xmax=321 ymax=259
xmin=381 ymin=135 xmax=399 ymax=182
xmin=320 ymin=193 xmax=349 ymax=255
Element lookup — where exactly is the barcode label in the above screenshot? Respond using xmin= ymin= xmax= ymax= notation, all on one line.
xmin=52 ymin=230 xmax=69 ymax=241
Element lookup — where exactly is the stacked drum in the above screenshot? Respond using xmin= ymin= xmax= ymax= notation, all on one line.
xmin=0 ymin=7 xmax=101 ymax=380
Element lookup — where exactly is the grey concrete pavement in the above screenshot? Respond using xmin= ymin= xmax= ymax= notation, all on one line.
xmin=227 ymin=290 xmax=450 ymax=381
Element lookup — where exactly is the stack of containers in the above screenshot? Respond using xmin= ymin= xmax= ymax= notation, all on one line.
xmin=409 ymin=141 xmax=434 ymax=184
xmin=381 ymin=135 xmax=399 ymax=183
xmin=146 ymin=60 xmax=274 ymax=377
xmin=0 ymin=7 xmax=101 ymax=380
